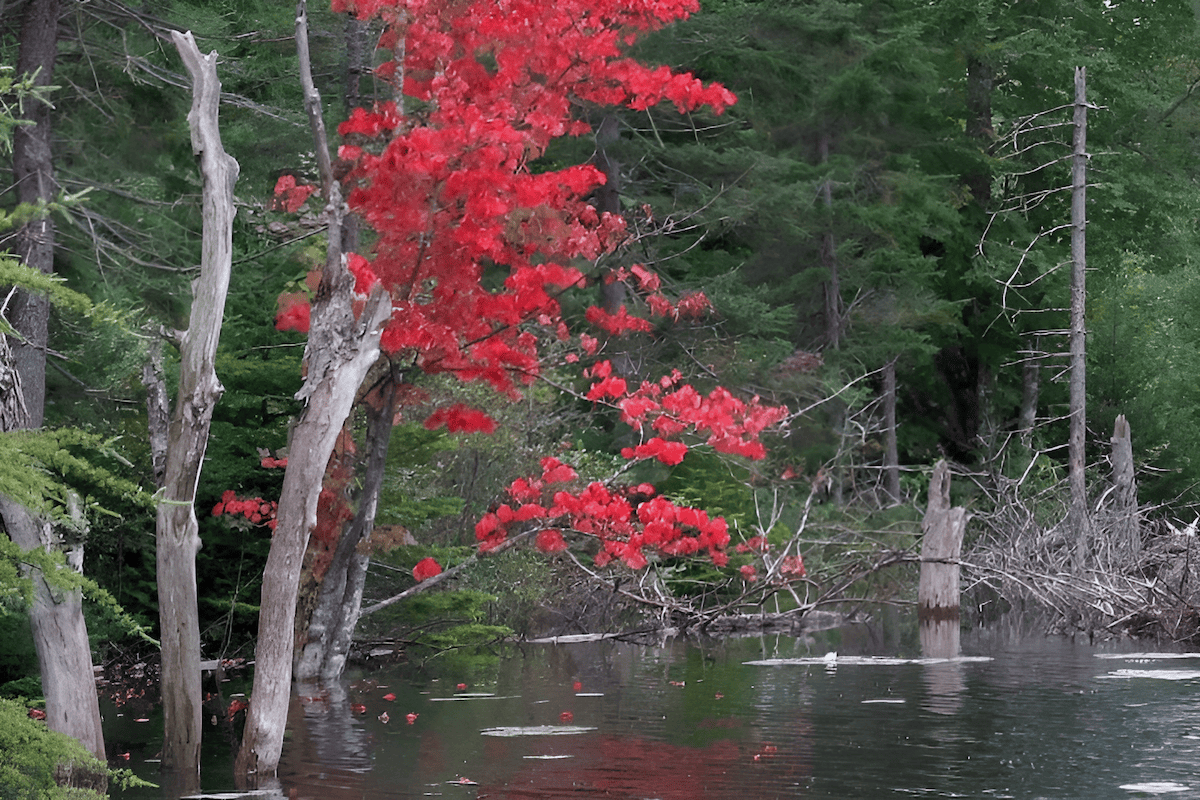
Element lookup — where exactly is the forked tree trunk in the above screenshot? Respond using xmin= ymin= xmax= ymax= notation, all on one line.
xmin=1069 ymin=67 xmax=1091 ymax=568
xmin=294 ymin=378 xmax=396 ymax=681
xmin=155 ymin=30 xmax=240 ymax=792
xmin=235 ymin=1 xmax=391 ymax=782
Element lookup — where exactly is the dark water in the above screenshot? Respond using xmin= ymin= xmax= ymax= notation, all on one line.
xmin=110 ymin=623 xmax=1200 ymax=799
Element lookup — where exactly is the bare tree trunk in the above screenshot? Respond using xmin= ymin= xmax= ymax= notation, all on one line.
xmin=883 ymin=357 xmax=900 ymax=504
xmin=1069 ymin=67 xmax=1091 ymax=569
xmin=1110 ymin=414 xmax=1138 ymax=557
xmin=3 ymin=0 xmax=105 ymax=767
xmin=818 ymin=130 xmax=840 ymax=351
xmin=294 ymin=377 xmax=396 ymax=681
xmin=10 ymin=0 xmax=58 ymax=427
xmin=153 ymin=31 xmax=240 ymax=793
xmin=1019 ymin=335 xmax=1040 ymax=451
xmin=235 ymin=1 xmax=391 ymax=782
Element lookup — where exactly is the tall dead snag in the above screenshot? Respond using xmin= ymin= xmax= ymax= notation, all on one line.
xmin=1110 ymin=414 xmax=1138 ymax=557
xmin=919 ymin=460 xmax=967 ymax=658
xmin=235 ymin=0 xmax=391 ymax=782
xmin=155 ymin=31 xmax=240 ymax=791
xmin=1069 ymin=66 xmax=1091 ymax=568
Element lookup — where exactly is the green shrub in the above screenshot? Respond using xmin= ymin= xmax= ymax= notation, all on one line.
xmin=0 ymin=698 xmax=106 ymax=800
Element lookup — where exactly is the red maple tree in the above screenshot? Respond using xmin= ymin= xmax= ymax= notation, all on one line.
xmin=256 ymin=0 xmax=787 ymax=583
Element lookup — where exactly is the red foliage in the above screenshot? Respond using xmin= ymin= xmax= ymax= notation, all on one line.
xmin=237 ymin=0 xmax=800 ymax=592
xmin=273 ymin=174 xmax=316 ymax=213
xmin=413 ymin=556 xmax=442 ymax=581
xmin=212 ymin=490 xmax=278 ymax=531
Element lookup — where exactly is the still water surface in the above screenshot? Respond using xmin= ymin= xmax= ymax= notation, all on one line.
xmin=112 ymin=624 xmax=1200 ymax=799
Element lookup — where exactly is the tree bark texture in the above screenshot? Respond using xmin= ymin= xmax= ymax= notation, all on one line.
xmin=919 ymin=460 xmax=967 ymax=638
xmin=156 ymin=30 xmax=240 ymax=789
xmin=11 ymin=0 xmax=60 ymax=427
xmin=235 ymin=1 xmax=392 ymax=781
xmin=0 ymin=495 xmax=106 ymax=762
xmin=294 ymin=378 xmax=396 ymax=682
xmin=964 ymin=54 xmax=994 ymax=207
xmin=4 ymin=0 xmax=106 ymax=765
xmin=1069 ymin=67 xmax=1091 ymax=568
xmin=1110 ymin=414 xmax=1138 ymax=556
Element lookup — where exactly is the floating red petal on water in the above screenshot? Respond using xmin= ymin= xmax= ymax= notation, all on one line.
xmin=573 ymin=681 xmax=583 ymax=692
xmin=378 ymin=712 xmax=390 ymax=723
xmin=559 ymin=710 xmax=574 ymax=722
xmin=351 ymin=703 xmax=366 ymax=714
xmin=406 ymin=712 xmax=419 ymax=725
xmin=669 ymin=681 xmax=685 ymax=687
xmin=456 ymin=683 xmax=467 ymax=691
xmin=714 ymin=692 xmax=724 ymax=699
xmin=455 ymin=777 xmax=477 ymax=785
xmin=383 ymin=692 xmax=396 ymax=701
xmin=118 ymin=752 xmax=130 ymax=760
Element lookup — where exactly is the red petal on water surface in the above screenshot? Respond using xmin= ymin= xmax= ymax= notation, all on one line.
xmin=559 ymin=710 xmax=574 ymax=722
xmin=573 ymin=681 xmax=583 ymax=693
xmin=383 ymin=692 xmax=396 ymax=701
xmin=406 ymin=712 xmax=419 ymax=725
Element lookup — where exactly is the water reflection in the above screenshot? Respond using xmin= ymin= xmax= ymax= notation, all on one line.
xmin=109 ymin=620 xmax=1200 ymax=800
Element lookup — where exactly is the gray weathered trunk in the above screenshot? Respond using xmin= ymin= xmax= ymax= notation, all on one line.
xmin=919 ymin=460 xmax=968 ymax=658
xmin=294 ymin=379 xmax=396 ymax=682
xmin=155 ymin=31 xmax=239 ymax=791
xmin=1069 ymin=67 xmax=1091 ymax=568
xmin=0 ymin=496 xmax=106 ymax=762
xmin=1110 ymin=414 xmax=1138 ymax=557
xmin=235 ymin=1 xmax=391 ymax=782
xmin=882 ymin=358 xmax=900 ymax=504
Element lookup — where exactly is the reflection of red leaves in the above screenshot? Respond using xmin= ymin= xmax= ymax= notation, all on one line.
xmin=752 ymin=743 xmax=778 ymax=762
xmin=573 ymin=681 xmax=583 ymax=693
xmin=412 ymin=557 xmax=442 ymax=582
xmin=559 ymin=710 xmax=574 ymax=723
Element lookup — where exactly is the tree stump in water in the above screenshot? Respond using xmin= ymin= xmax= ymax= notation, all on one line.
xmin=920 ymin=460 xmax=968 ymax=658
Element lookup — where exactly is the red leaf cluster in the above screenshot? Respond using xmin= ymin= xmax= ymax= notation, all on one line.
xmin=413 ymin=556 xmax=442 ymax=582
xmin=423 ymin=403 xmax=497 ymax=434
xmin=273 ymin=174 xmax=316 ymax=213
xmin=212 ymin=490 xmax=278 ymax=530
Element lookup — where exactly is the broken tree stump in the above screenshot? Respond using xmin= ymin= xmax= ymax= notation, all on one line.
xmin=919 ymin=460 xmax=968 ymax=658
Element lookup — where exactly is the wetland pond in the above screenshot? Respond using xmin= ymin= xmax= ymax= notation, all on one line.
xmin=109 ymin=621 xmax=1200 ymax=799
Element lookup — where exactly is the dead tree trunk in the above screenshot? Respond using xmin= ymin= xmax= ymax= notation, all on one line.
xmin=919 ymin=460 xmax=968 ymax=658
xmin=883 ymin=357 xmax=900 ymax=504
xmin=235 ymin=1 xmax=391 ymax=782
xmin=155 ymin=31 xmax=239 ymax=792
xmin=1069 ymin=67 xmax=1091 ymax=569
xmin=1110 ymin=414 xmax=1138 ymax=557
xmin=294 ymin=377 xmax=396 ymax=681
